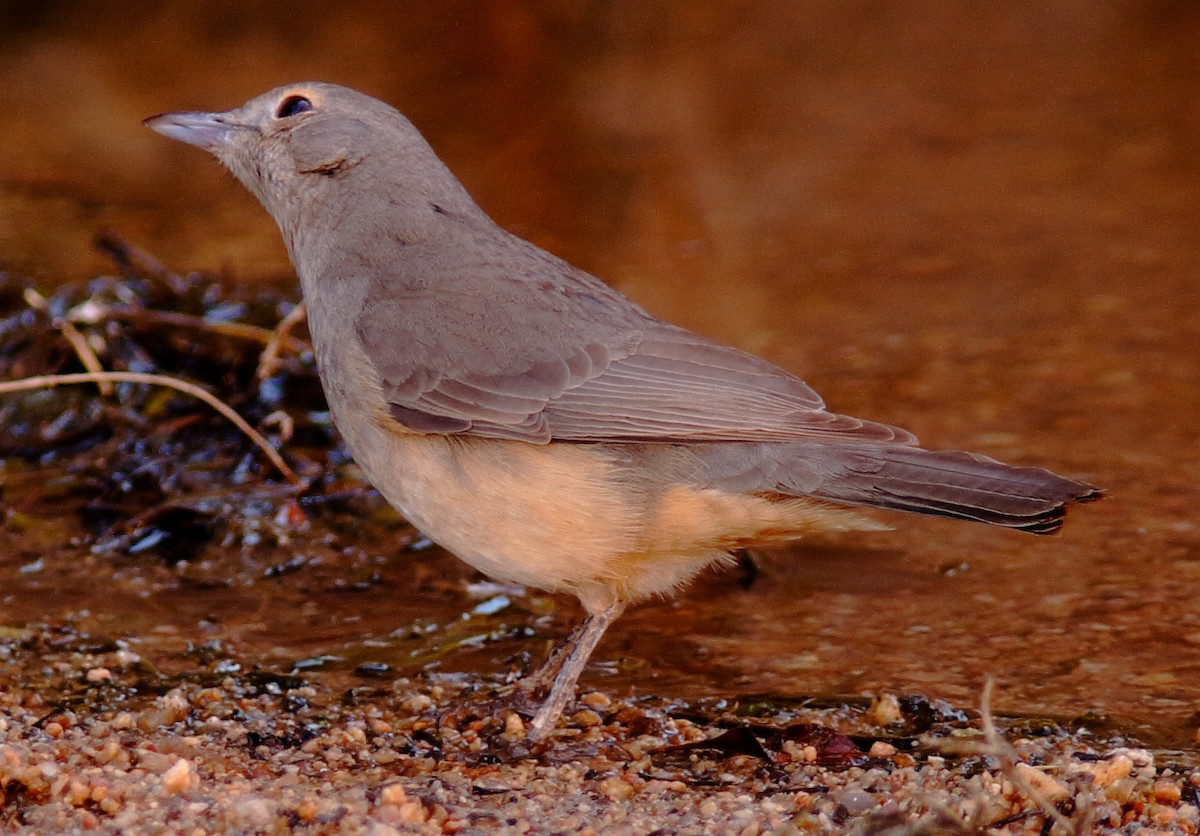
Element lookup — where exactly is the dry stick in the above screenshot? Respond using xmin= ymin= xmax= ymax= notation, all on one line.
xmin=95 ymin=229 xmax=186 ymax=287
xmin=23 ymin=289 xmax=115 ymax=396
xmin=256 ymin=301 xmax=308 ymax=380
xmin=978 ymin=677 xmax=1087 ymax=836
xmin=0 ymin=371 xmax=301 ymax=486
xmin=105 ymin=309 xmax=309 ymax=353
xmin=57 ymin=322 xmax=112 ymax=393
xmin=94 ymin=230 xmax=312 ymax=381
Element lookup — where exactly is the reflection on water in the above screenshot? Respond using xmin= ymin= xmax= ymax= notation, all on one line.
xmin=2 ymin=2 xmax=1198 ymax=745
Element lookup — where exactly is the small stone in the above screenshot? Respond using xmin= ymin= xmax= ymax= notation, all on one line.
xmin=50 ymin=772 xmax=69 ymax=797
xmin=868 ymin=693 xmax=903 ymax=725
xmin=1106 ymin=778 xmax=1137 ymax=805
xmin=599 ymin=776 xmax=635 ymax=801
xmin=193 ymin=688 xmax=224 ymax=706
xmin=294 ymin=798 xmax=319 ymax=822
xmin=1114 ymin=747 xmax=1155 ymax=774
xmin=67 ymin=780 xmax=90 ymax=806
xmin=380 ymin=783 xmax=407 ymax=806
xmin=869 ymin=741 xmax=897 ymax=757
xmin=162 ymin=759 xmax=193 ymax=794
xmin=403 ymin=694 xmax=433 ymax=713
xmin=503 ymin=712 xmax=525 ymax=738
xmin=1154 ymin=779 xmax=1182 ymax=804
xmin=137 ymin=750 xmax=173 ymax=773
xmin=1014 ymin=763 xmax=1070 ymax=803
xmin=1090 ymin=755 xmax=1133 ymax=788
xmin=86 ymin=667 xmax=112 ymax=683
xmin=232 ymin=797 xmax=275 ymax=829
xmin=397 ymin=801 xmax=427 ymax=823
xmin=114 ymin=649 xmax=141 ymax=667
xmin=1150 ymin=804 xmax=1180 ymax=828
xmin=836 ymin=789 xmax=876 ymax=814
xmin=581 ymin=692 xmax=611 ymax=710
xmin=96 ymin=738 xmax=121 ymax=764
xmin=571 ymin=709 xmax=602 ymax=728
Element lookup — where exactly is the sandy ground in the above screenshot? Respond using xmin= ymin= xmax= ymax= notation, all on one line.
xmin=2 ymin=628 xmax=1198 ymax=834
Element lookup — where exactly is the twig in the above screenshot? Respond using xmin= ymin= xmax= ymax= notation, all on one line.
xmin=105 ymin=308 xmax=309 ymax=352
xmin=978 ymin=677 xmax=1088 ymax=835
xmin=95 ymin=229 xmax=187 ymax=288
xmin=257 ymin=301 xmax=308 ymax=380
xmin=260 ymin=410 xmax=295 ymax=444
xmin=0 ymin=371 xmax=301 ymax=485
xmin=23 ymin=289 xmax=114 ymax=396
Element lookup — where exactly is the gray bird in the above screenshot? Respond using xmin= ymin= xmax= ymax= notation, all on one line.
xmin=145 ymin=83 xmax=1099 ymax=742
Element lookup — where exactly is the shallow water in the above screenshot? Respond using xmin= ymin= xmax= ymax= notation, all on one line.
xmin=2 ymin=2 xmax=1198 ymax=746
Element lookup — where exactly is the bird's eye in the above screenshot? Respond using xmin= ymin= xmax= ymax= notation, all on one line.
xmin=276 ymin=95 xmax=313 ymax=119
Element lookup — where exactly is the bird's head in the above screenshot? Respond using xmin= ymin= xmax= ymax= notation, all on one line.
xmin=145 ymin=82 xmax=483 ymax=255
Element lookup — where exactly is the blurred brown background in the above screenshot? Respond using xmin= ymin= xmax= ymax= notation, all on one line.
xmin=2 ymin=1 xmax=1199 ymax=744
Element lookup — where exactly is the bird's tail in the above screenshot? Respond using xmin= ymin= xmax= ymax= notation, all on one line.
xmin=802 ymin=445 xmax=1101 ymax=534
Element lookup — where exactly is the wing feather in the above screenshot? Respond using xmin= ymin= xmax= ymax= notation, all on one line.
xmin=378 ymin=322 xmax=914 ymax=445
xmin=352 ymin=231 xmax=914 ymax=446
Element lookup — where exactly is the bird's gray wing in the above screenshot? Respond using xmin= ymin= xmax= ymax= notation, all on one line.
xmin=355 ymin=239 xmax=915 ymax=446
xmin=534 ymin=325 xmax=914 ymax=444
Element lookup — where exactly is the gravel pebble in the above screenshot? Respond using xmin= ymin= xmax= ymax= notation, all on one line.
xmin=0 ymin=640 xmax=1196 ymax=834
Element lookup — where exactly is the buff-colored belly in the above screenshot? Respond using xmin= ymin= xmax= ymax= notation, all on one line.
xmin=334 ymin=408 xmax=877 ymax=612
xmin=311 ymin=326 xmax=876 ymax=613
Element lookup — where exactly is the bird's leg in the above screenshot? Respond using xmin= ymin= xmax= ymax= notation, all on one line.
xmin=526 ymin=599 xmax=625 ymax=742
xmin=518 ymin=619 xmax=587 ymax=699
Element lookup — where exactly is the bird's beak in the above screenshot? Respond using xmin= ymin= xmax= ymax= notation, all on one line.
xmin=143 ymin=111 xmax=238 ymax=152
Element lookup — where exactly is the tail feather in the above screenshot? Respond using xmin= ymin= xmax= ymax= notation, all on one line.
xmin=804 ymin=446 xmax=1101 ymax=535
